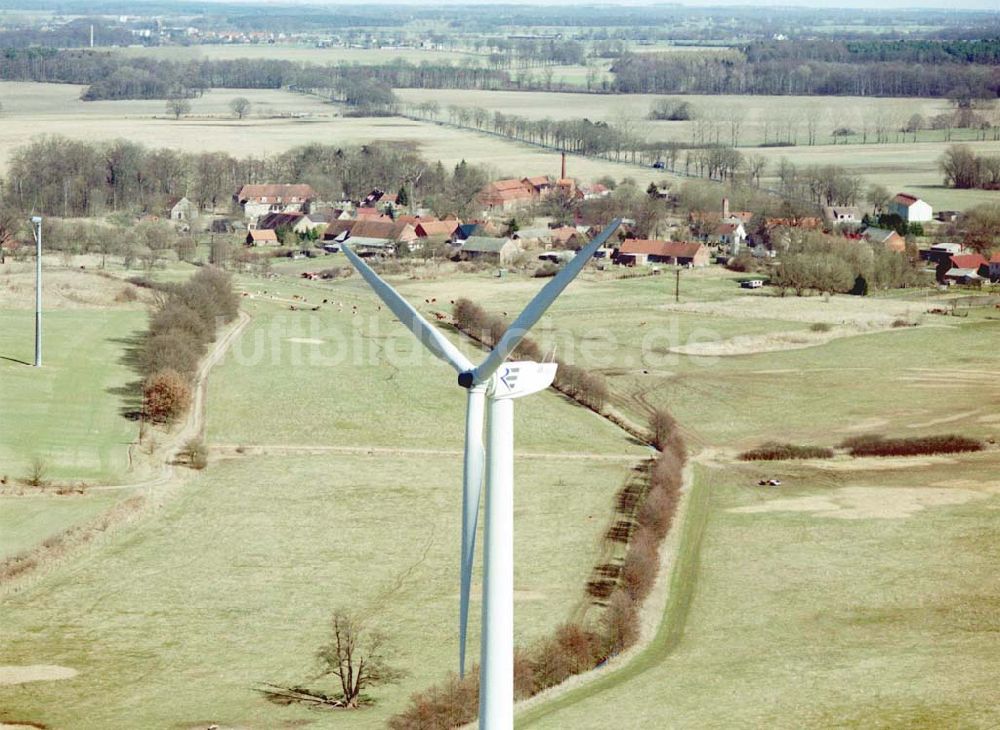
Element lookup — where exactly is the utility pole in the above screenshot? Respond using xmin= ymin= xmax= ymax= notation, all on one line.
xmin=31 ymin=216 xmax=42 ymax=367
xmin=675 ymin=267 xmax=681 ymax=303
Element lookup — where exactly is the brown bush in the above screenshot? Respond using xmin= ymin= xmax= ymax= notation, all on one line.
xmin=844 ymin=433 xmax=982 ymax=457
xmin=513 ymin=648 xmax=535 ymax=700
xmin=140 ymin=330 xmax=204 ymax=377
xmin=649 ymin=450 xmax=683 ymax=494
xmin=143 ymin=369 xmax=192 ymax=423
xmin=649 ymin=408 xmax=678 ymax=451
xmin=179 ymin=437 xmax=208 ymax=469
xmin=148 ymin=301 xmax=213 ymax=345
xmin=621 ymin=526 xmax=659 ymax=602
xmin=601 ymin=588 xmax=639 ymax=656
xmin=739 ymin=442 xmax=834 ymax=461
xmin=114 ymin=286 xmax=139 ymax=302
xmin=387 ymin=671 xmax=478 ymax=730
xmin=529 ymin=623 xmax=603 ymax=693
xmin=637 ymin=483 xmax=679 ymax=540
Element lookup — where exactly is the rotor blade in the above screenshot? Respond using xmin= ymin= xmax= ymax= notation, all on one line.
xmin=459 ymin=387 xmax=486 ymax=678
xmin=471 ymin=218 xmax=621 ymax=384
xmin=341 ymin=243 xmax=474 ymax=374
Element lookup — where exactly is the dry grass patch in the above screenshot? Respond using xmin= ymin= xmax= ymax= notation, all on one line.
xmin=729 ymin=485 xmax=989 ymax=520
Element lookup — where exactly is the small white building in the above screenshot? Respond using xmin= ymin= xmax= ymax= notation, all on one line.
xmin=888 ymin=193 xmax=933 ymax=223
xmin=823 ymin=206 xmax=862 ymax=225
xmin=169 ymin=196 xmax=198 ymax=221
xmin=711 ymin=221 xmax=747 ymax=252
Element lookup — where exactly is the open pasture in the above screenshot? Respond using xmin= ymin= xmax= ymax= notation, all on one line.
xmin=0 ymin=450 xmax=632 ymax=729
xmin=210 ymin=275 xmax=649 ymax=458
xmin=753 ymin=140 xmax=1000 ymax=212
xmin=445 ymin=270 xmax=1000 ymax=451
xmin=0 ymin=82 xmax=663 ymax=185
xmin=0 ymin=268 xmax=647 ymax=728
xmin=520 ymin=455 xmax=1000 ymax=728
xmin=0 ymin=267 xmax=145 ymax=483
xmin=394 ymin=89 xmax=979 ymax=149
xmin=0 ymin=493 xmax=124 ymax=561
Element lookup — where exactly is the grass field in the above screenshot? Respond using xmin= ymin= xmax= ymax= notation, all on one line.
xmin=0 ymin=82 xmax=663 ymax=186
xmin=0 ymin=451 xmax=632 ymax=728
xmin=0 ymin=493 xmax=125 ymax=560
xmin=1 ymin=223 xmax=997 ymax=726
xmin=0 ymin=269 xmax=648 ymax=728
xmin=519 ymin=456 xmax=1000 ymax=728
xmin=6 ymin=80 xmax=995 ymax=207
xmin=0 ymin=301 xmax=144 ymax=483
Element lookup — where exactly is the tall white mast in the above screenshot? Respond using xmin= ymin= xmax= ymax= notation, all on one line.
xmin=342 ymin=219 xmax=621 ymax=728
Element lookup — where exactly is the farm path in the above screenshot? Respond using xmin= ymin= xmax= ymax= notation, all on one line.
xmin=209 ymin=443 xmax=649 ymax=462
xmin=68 ymin=308 xmax=250 ymax=494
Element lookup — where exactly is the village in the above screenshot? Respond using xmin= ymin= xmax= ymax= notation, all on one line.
xmin=150 ymin=160 xmax=1000 ymax=289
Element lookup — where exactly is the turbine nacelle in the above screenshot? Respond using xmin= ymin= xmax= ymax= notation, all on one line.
xmin=489 ymin=362 xmax=557 ymax=400
xmin=458 ymin=361 xmax=557 ymax=400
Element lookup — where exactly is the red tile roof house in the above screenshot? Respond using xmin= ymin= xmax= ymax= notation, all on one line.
xmin=236 ymin=184 xmax=316 ymax=222
xmin=478 ymin=179 xmax=537 ymax=211
xmin=550 ymin=226 xmax=582 ymax=248
xmin=943 ymin=253 xmax=989 ymax=284
xmin=246 ymin=228 xmax=280 ymax=246
xmin=521 ymin=175 xmax=554 ymax=197
xmin=415 ymin=220 xmax=461 ymax=239
xmin=615 ymin=240 xmax=710 ymax=267
xmin=323 ymin=219 xmax=419 ymax=250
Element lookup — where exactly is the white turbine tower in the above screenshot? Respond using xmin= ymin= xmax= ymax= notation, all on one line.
xmin=342 ymin=219 xmax=620 ymax=728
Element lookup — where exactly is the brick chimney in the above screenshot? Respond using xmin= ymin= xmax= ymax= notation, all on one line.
xmin=722 ymin=197 xmax=730 ymax=218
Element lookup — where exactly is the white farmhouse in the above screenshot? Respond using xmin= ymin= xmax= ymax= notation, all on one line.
xmin=236 ymin=184 xmax=316 ymax=222
xmin=888 ymin=193 xmax=933 ymax=223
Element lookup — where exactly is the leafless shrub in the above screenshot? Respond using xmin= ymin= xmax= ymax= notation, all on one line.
xmin=23 ymin=456 xmax=48 ymax=487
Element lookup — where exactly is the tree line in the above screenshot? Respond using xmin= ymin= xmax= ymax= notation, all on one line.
xmin=138 ymin=267 xmax=239 ymax=425
xmin=939 ymin=144 xmax=1000 ymax=189
xmin=4 ymin=44 xmax=996 ymax=103
xmin=0 ymin=137 xmax=493 ymax=220
xmin=769 ymin=231 xmax=928 ymax=296
xmin=611 ymin=51 xmax=1000 ymax=98
xmin=744 ymin=38 xmax=1000 ymax=66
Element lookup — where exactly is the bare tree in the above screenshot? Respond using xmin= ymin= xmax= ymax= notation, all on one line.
xmin=314 ymin=610 xmax=403 ymax=708
xmin=229 ymin=97 xmax=251 ymax=119
xmin=166 ymin=96 xmax=191 ymax=120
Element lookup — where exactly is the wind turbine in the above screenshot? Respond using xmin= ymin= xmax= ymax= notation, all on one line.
xmin=341 ymin=219 xmax=620 ymax=728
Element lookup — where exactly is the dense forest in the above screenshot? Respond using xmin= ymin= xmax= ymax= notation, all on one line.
xmin=611 ymin=51 xmax=1000 ymax=98
xmin=3 ymin=45 xmax=998 ymax=102
xmin=0 ymin=18 xmax=133 ymax=48
xmin=745 ymin=39 xmax=1000 ymax=65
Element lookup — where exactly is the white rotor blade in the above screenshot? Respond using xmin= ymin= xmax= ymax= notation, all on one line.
xmin=459 ymin=388 xmax=486 ymax=677
xmin=342 ymin=243 xmax=474 ymax=374
xmin=471 ymin=219 xmax=621 ymax=385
